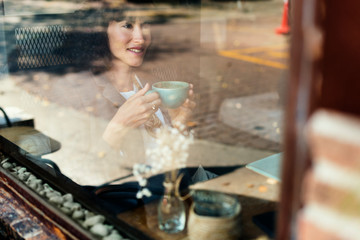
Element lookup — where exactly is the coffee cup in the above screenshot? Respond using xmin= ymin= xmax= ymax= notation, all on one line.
xmin=147 ymin=81 xmax=189 ymax=109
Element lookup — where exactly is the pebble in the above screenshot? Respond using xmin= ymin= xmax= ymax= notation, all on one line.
xmin=1 ymin=162 xmax=13 ymax=169
xmin=85 ymin=210 xmax=95 ymax=219
xmin=43 ymin=183 xmax=52 ymax=190
xmin=63 ymin=201 xmax=81 ymax=211
xmin=60 ymin=207 xmax=72 ymax=215
xmin=90 ymin=223 xmax=109 ymax=237
xmin=17 ymin=167 xmax=27 ymax=174
xmin=14 ymin=166 xmax=21 ymax=171
xmin=72 ymin=210 xmax=85 ymax=220
xmin=38 ymin=190 xmax=46 ymax=197
xmin=28 ymin=181 xmax=38 ymax=190
xmin=33 ymin=180 xmax=42 ymax=188
xmin=26 ymin=174 xmax=37 ymax=184
xmin=63 ymin=193 xmax=73 ymax=202
xmin=18 ymin=172 xmax=30 ymax=181
xmin=69 ymin=202 xmax=81 ymax=211
xmin=102 ymin=231 xmax=123 ymax=240
xmin=83 ymin=215 xmax=105 ymax=228
xmin=49 ymin=195 xmax=64 ymax=205
xmin=35 ymin=183 xmax=44 ymax=192
xmin=46 ymin=190 xmax=61 ymax=199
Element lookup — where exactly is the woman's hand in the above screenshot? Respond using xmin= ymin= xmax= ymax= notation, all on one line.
xmin=103 ymin=83 xmax=161 ymax=148
xmin=168 ymin=84 xmax=196 ymax=128
xmin=111 ymin=83 xmax=161 ymax=128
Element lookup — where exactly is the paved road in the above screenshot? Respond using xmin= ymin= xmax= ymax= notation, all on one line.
xmin=1 ymin=0 xmax=289 ymax=185
xmin=9 ymin=0 xmax=288 ymax=151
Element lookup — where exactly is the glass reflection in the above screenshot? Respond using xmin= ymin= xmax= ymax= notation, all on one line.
xmin=0 ymin=0 xmax=287 ymax=238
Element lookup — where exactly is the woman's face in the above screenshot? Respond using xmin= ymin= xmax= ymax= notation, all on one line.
xmin=107 ymin=16 xmax=151 ymax=67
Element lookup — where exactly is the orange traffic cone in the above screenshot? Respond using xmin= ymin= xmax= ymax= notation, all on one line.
xmin=275 ymin=0 xmax=290 ymax=35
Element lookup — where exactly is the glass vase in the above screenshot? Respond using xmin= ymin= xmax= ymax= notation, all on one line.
xmin=157 ymin=172 xmax=186 ymax=233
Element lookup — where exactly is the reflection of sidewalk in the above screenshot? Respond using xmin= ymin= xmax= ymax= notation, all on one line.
xmin=0 ymin=76 xmax=123 ymax=186
xmin=219 ymin=92 xmax=283 ymax=144
xmin=0 ymin=0 xmax=284 ymax=186
xmin=0 ymin=76 xmax=275 ymax=186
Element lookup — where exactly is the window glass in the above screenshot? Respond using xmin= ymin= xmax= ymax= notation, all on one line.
xmin=0 ymin=0 xmax=288 ymax=237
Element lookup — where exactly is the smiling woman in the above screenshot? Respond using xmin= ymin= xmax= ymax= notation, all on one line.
xmin=55 ymin=2 xmax=199 ymax=220
xmin=62 ymin=1 xmax=197 ymax=185
xmin=67 ymin=1 xmax=196 ymax=152
xmin=107 ymin=17 xmax=151 ymax=67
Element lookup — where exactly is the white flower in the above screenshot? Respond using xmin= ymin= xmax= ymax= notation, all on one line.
xmin=136 ymin=188 xmax=152 ymax=199
xmin=141 ymin=188 xmax=152 ymax=197
xmin=139 ymin=178 xmax=147 ymax=187
xmin=133 ymin=124 xmax=194 ymax=198
xmin=136 ymin=191 xmax=143 ymax=199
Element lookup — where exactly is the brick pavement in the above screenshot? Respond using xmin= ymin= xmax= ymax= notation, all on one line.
xmin=0 ymin=76 xmax=277 ymax=186
xmin=4 ymin=0 xmax=286 ymax=152
xmin=0 ymin=1 xmax=288 ymax=187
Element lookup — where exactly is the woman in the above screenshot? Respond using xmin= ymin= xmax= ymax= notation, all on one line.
xmin=70 ymin=4 xmax=196 ymax=170
xmin=76 ymin=5 xmax=196 ymax=213
xmin=100 ymin=12 xmax=195 ymax=152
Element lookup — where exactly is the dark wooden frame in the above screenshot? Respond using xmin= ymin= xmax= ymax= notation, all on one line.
xmin=277 ymin=0 xmax=360 ymax=239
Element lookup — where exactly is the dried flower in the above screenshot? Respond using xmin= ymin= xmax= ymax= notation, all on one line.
xmin=134 ymin=124 xmax=194 ymax=198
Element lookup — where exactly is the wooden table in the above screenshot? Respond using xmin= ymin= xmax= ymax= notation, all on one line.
xmin=118 ymin=167 xmax=280 ymax=240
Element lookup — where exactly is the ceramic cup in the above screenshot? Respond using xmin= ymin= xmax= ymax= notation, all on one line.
xmin=147 ymin=81 xmax=189 ymax=109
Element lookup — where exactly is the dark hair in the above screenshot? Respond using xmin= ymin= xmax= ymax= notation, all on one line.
xmin=66 ymin=2 xmax=157 ymax=73
xmin=66 ymin=5 xmax=126 ymax=73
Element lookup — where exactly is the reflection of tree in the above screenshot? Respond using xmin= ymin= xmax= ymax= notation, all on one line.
xmin=6 ymin=6 xmax=191 ymax=75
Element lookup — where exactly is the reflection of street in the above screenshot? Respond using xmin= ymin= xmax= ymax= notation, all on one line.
xmin=201 ymin=43 xmax=288 ymax=152
xmin=1 ymin=0 xmax=288 ymax=184
xmin=193 ymin=2 xmax=288 ymax=152
xmin=219 ymin=92 xmax=283 ymax=148
xmin=219 ymin=45 xmax=288 ymax=70
xmin=7 ymin=1 xmax=288 ymax=152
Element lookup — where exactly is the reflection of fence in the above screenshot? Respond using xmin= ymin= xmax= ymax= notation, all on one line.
xmin=15 ymin=25 xmax=72 ymax=70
